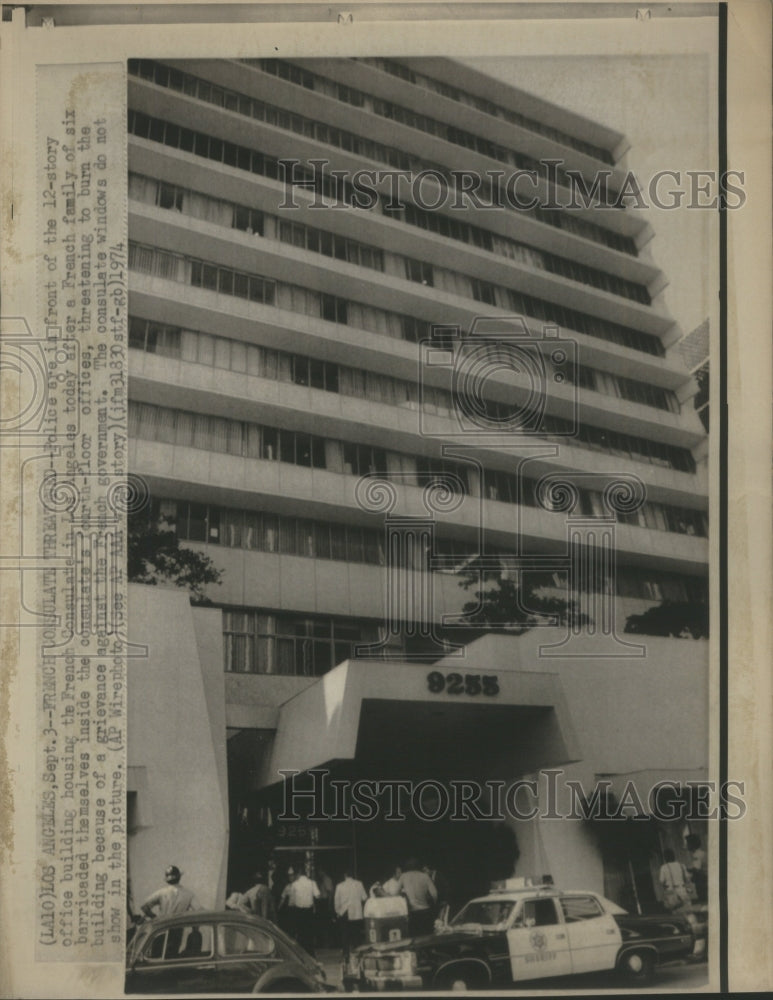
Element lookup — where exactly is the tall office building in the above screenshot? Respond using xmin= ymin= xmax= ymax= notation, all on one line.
xmin=126 ymin=57 xmax=709 ymax=908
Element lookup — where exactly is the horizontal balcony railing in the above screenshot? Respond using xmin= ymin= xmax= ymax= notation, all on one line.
xmin=129 ymin=350 xmax=707 ymax=502
xmin=128 ymin=438 xmax=709 ymax=573
xmin=128 ymin=262 xmax=698 ymax=404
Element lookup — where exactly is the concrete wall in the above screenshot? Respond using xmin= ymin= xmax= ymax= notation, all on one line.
xmin=127 ymin=585 xmax=229 ymax=911
xmin=437 ymin=632 xmax=708 ymax=894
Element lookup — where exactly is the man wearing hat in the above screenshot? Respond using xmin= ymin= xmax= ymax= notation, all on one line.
xmin=141 ymin=865 xmax=202 ymax=919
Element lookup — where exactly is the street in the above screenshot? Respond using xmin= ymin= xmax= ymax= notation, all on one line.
xmin=317 ymin=954 xmax=710 ymax=993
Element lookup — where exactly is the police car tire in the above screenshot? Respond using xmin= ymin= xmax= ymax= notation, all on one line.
xmin=436 ymin=966 xmax=487 ymax=991
xmin=618 ymin=949 xmax=656 ymax=983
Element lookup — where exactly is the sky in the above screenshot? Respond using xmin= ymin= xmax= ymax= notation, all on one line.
xmin=465 ymin=52 xmax=717 ymax=339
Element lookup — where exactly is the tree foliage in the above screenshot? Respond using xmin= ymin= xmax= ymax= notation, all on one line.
xmin=455 ymin=562 xmax=590 ymax=634
xmin=624 ymin=601 xmax=709 ymax=639
xmin=127 ymin=512 xmax=223 ymax=602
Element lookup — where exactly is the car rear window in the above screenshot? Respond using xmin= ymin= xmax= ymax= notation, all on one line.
xmin=145 ymin=924 xmax=214 ymax=961
xmin=218 ymin=923 xmax=276 ymax=957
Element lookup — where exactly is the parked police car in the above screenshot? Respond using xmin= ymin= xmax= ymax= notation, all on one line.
xmin=343 ymin=880 xmax=695 ymax=992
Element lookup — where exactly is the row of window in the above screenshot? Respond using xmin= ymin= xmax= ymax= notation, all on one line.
xmin=386 ymin=203 xmax=661 ymax=355
xmin=129 ymin=402 xmax=708 ymax=537
xmin=129 ymin=169 xmax=647 ymax=305
xmin=128 ymin=111 xmax=644 ymax=326
xmin=241 ymin=57 xmax=620 ymax=200
xmin=128 ymin=241 xmax=431 ymax=342
xmin=128 ymin=317 xmax=690 ymax=470
xmin=144 ymin=495 xmax=708 ymax=607
xmin=130 ymin=58 xmax=634 ymax=257
xmin=222 ymin=610 xmax=387 ymax=676
xmin=129 ymin=57 xmax=418 ymax=172
xmin=127 ymin=314 xmax=675 ymax=417
xmin=128 ymin=108 xmax=359 ymax=205
xmin=571 ymin=363 xmax=679 ymax=413
xmin=128 ymin=105 xmax=657 ymax=352
xmin=127 ymin=222 xmax=660 ymax=362
xmin=220 ymin=570 xmax=705 ymax=674
xmin=358 ymin=58 xmax=617 ymax=165
xmin=129 ymin=316 xmax=448 ymax=411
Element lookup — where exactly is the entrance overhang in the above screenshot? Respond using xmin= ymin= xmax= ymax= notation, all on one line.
xmin=597 ymin=767 xmax=710 ymax=810
xmin=257 ymin=658 xmax=580 ymax=789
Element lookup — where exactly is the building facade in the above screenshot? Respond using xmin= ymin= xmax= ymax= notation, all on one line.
xmin=126 ymin=57 xmax=709 ymax=912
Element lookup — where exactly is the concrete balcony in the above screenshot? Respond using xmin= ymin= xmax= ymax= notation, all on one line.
xmin=159 ymin=58 xmax=648 ymax=246
xmin=129 ymin=349 xmax=708 ymax=508
xmin=127 ymin=229 xmax=693 ymax=396
xmin=129 ymin=134 xmax=657 ymax=299
xmin=128 ymin=78 xmax=662 ymax=314
xmin=128 ymin=438 xmax=708 ymax=575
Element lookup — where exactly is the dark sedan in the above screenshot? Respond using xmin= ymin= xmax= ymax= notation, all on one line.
xmin=125 ymin=910 xmax=330 ymax=994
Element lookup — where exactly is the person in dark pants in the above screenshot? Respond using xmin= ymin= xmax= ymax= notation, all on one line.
xmin=315 ymin=867 xmax=335 ymax=948
xmin=334 ymin=869 xmax=367 ymax=963
xmin=397 ymin=858 xmax=437 ymax=938
xmin=280 ymin=864 xmax=320 ymax=956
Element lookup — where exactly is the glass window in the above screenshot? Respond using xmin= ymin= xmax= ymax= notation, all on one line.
xmin=217 ymin=924 xmax=275 ymax=957
xmin=146 ymin=931 xmax=168 ymax=961
xmin=129 ymin=318 xmax=147 ymax=350
xmin=261 ymin=427 xmax=278 ymax=461
xmin=560 ymin=896 xmax=604 ymax=922
xmin=314 ymin=523 xmax=331 ymax=560
xmin=346 ymin=527 xmax=364 ymax=563
xmin=279 ymin=430 xmax=296 ymax=464
xmin=330 ymin=524 xmax=347 ymax=560
xmin=188 ymin=503 xmax=207 ymax=542
xmin=167 ymin=924 xmax=214 ymax=960
xmin=517 ymin=898 xmax=559 ymax=928
xmin=311 ymin=437 xmax=326 ymax=469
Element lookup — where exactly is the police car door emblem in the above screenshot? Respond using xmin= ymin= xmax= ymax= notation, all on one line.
xmin=529 ymin=930 xmax=547 ymax=951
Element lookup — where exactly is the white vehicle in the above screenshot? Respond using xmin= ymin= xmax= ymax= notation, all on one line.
xmin=344 ymin=879 xmax=696 ymax=992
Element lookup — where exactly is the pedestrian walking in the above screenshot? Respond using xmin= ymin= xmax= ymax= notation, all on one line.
xmin=141 ymin=865 xmax=202 ymax=920
xmin=315 ymin=867 xmax=335 ymax=948
xmin=279 ymin=864 xmax=320 ymax=956
xmin=397 ymin=858 xmax=437 ymax=938
xmin=334 ymin=869 xmax=367 ymax=963
xmin=659 ymin=848 xmax=696 ymax=911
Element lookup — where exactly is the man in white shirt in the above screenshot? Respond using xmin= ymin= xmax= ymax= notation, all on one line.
xmin=381 ymin=865 xmax=402 ymax=897
xmin=141 ymin=865 xmax=202 ymax=920
xmin=397 ymin=859 xmax=437 ymax=937
xmin=334 ymin=870 xmax=368 ymax=962
xmin=280 ymin=865 xmax=320 ymax=956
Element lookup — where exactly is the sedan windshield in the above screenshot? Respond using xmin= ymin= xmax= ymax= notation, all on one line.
xmin=451 ymin=900 xmax=515 ymax=927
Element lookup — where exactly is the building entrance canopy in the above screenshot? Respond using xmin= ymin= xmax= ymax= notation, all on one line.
xmin=256 ymin=657 xmax=580 ymax=790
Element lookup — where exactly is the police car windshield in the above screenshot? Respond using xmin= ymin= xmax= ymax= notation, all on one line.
xmin=451 ymin=900 xmax=515 ymax=928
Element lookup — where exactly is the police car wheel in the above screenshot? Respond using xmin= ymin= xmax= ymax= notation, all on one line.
xmin=619 ymin=949 xmax=655 ymax=983
xmin=437 ymin=969 xmax=485 ymax=991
